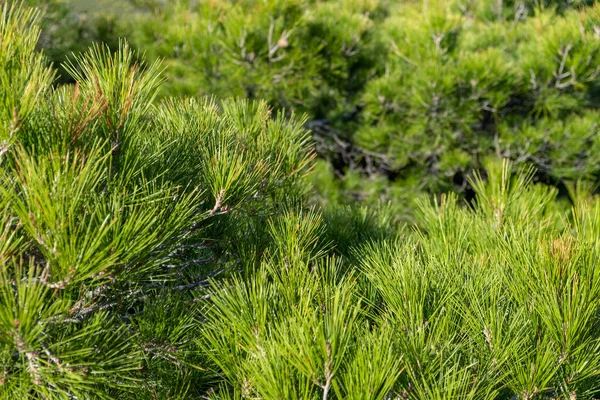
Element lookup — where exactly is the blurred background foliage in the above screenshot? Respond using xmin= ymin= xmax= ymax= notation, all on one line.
xmin=26 ymin=0 xmax=600 ymax=220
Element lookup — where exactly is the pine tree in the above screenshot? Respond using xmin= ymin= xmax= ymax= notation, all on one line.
xmin=70 ymin=0 xmax=600 ymax=216
xmin=0 ymin=3 xmax=313 ymax=397
xmin=198 ymin=159 xmax=600 ymax=399
xmin=3 ymin=1 xmax=600 ymax=399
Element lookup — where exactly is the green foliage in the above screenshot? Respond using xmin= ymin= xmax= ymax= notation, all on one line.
xmin=358 ymin=0 xmax=600 ymax=194
xmin=200 ymin=160 xmax=600 ymax=399
xmin=0 ymin=2 xmax=313 ymax=397
xmin=0 ymin=2 xmax=54 ymax=143
xmin=64 ymin=0 xmax=600 ymax=209
xmin=23 ymin=0 xmax=126 ymax=83
xmin=124 ymin=0 xmax=387 ymax=128
xmin=4 ymin=1 xmax=600 ymax=398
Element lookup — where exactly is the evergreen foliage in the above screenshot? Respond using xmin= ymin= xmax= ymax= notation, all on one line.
xmin=0 ymin=3 xmax=313 ymax=397
xmin=195 ymin=163 xmax=600 ymax=399
xmin=199 ymin=160 xmax=600 ymax=399
xmin=358 ymin=0 xmax=600 ymax=195
xmin=77 ymin=0 xmax=600 ymax=212
xmin=23 ymin=0 xmax=125 ymax=84
xmin=2 ymin=1 xmax=600 ymax=399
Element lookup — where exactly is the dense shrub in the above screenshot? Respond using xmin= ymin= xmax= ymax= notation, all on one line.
xmin=199 ymin=161 xmax=600 ymax=399
xmin=0 ymin=4 xmax=313 ymax=397
xmin=125 ymin=0 xmax=387 ymax=125
xmin=358 ymin=1 xmax=600 ymax=195
xmin=3 ymin=1 xmax=600 ymax=399
xmin=83 ymin=0 xmax=599 ymax=212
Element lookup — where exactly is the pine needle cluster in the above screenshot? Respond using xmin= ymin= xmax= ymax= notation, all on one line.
xmin=0 ymin=3 xmax=313 ymax=397
xmin=198 ymin=159 xmax=600 ymax=399
xmin=1 ymin=1 xmax=600 ymax=399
